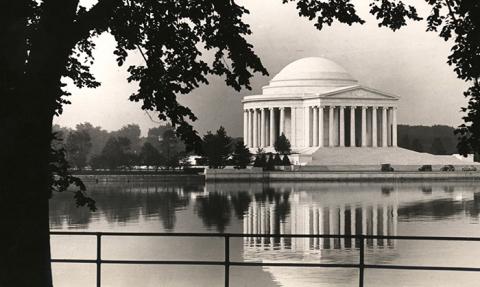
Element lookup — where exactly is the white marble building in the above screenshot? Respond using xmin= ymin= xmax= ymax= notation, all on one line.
xmin=242 ymin=57 xmax=398 ymax=153
xmin=242 ymin=57 xmax=479 ymax=166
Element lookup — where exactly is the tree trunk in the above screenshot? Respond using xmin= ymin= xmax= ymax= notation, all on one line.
xmin=0 ymin=0 xmax=116 ymax=285
xmin=0 ymin=104 xmax=54 ymax=287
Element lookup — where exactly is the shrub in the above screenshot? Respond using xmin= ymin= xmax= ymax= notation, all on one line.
xmin=273 ymin=153 xmax=283 ymax=165
xmin=265 ymin=153 xmax=275 ymax=171
xmin=282 ymin=155 xmax=291 ymax=166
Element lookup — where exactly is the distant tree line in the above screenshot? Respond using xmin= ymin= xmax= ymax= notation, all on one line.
xmin=398 ymin=125 xmax=459 ymax=155
xmin=199 ymin=127 xmax=293 ymax=169
xmin=53 ymin=123 xmax=189 ymax=170
xmin=54 ymin=123 xmax=256 ymax=170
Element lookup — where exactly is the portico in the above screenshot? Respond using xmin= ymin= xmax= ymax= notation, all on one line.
xmin=244 ymin=104 xmax=397 ymax=149
xmin=242 ymin=57 xmax=399 ymax=153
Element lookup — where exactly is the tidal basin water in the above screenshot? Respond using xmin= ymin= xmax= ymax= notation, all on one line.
xmin=50 ymin=181 xmax=480 ymax=287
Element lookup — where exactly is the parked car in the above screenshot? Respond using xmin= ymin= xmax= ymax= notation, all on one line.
xmin=462 ymin=166 xmax=478 ymax=172
xmin=440 ymin=165 xmax=455 ymax=171
xmin=418 ymin=165 xmax=432 ymax=171
xmin=381 ymin=164 xmax=394 ymax=172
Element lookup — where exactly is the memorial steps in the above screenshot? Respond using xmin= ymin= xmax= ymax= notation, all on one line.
xmin=308 ymin=147 xmax=474 ymax=166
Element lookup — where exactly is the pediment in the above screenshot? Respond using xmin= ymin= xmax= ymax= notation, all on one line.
xmin=321 ymin=86 xmax=399 ymax=100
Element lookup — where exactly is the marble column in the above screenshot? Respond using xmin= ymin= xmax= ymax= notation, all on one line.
xmin=313 ymin=106 xmax=319 ymax=146
xmin=350 ymin=106 xmax=356 ymax=147
xmin=361 ymin=106 xmax=367 ymax=147
xmin=329 ymin=106 xmax=334 ymax=147
xmin=269 ymin=108 xmax=275 ymax=147
xmin=372 ymin=107 xmax=377 ymax=147
xmin=253 ymin=109 xmax=258 ymax=148
xmin=260 ymin=108 xmax=266 ymax=147
xmin=304 ymin=106 xmax=311 ymax=147
xmin=382 ymin=107 xmax=388 ymax=147
xmin=392 ymin=107 xmax=398 ymax=146
xmin=279 ymin=107 xmax=285 ymax=136
xmin=247 ymin=109 xmax=252 ymax=147
xmin=339 ymin=106 xmax=345 ymax=147
xmin=243 ymin=110 xmax=248 ymax=145
xmin=319 ymin=106 xmax=324 ymax=147
xmin=291 ymin=107 xmax=296 ymax=147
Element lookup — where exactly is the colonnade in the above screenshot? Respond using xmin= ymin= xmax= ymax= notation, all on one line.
xmin=305 ymin=105 xmax=397 ymax=148
xmin=244 ymin=201 xmax=398 ymax=251
xmin=244 ymin=105 xmax=397 ymax=149
xmin=243 ymin=107 xmax=292 ymax=148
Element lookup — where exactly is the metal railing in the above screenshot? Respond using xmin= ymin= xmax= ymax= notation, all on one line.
xmin=50 ymin=232 xmax=480 ymax=287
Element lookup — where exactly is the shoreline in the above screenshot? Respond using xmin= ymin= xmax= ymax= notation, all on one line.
xmin=74 ymin=169 xmax=480 ymax=183
xmin=205 ymin=169 xmax=480 ymax=182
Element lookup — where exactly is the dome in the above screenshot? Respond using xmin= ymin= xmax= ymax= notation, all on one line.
xmin=267 ymin=57 xmax=357 ymax=90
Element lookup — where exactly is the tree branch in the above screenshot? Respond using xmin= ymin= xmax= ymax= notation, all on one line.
xmin=72 ymin=0 xmax=120 ymax=42
xmin=444 ymin=0 xmax=458 ymax=26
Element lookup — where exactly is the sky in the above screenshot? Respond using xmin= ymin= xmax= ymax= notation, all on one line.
xmin=54 ymin=0 xmax=469 ymax=137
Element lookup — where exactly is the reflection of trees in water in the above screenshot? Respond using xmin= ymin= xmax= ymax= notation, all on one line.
xmin=50 ymin=183 xmax=195 ymax=230
xmin=255 ymin=187 xmax=291 ymax=223
xmin=399 ymin=192 xmax=480 ymax=219
xmin=195 ymin=193 xmax=232 ymax=232
xmin=50 ymin=191 xmax=93 ymax=229
xmin=50 ymin=183 xmax=292 ymax=232
xmin=193 ymin=187 xmax=291 ymax=233
xmin=230 ymin=192 xmax=251 ymax=219
xmin=144 ymin=188 xmax=190 ymax=230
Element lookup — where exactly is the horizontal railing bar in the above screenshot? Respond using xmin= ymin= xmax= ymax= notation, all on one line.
xmin=51 ymin=259 xmax=97 ymax=264
xmin=49 ymin=231 xmax=480 ymax=242
xmin=232 ymin=234 xmax=480 ymax=241
xmin=50 ymin=231 xmax=226 ymax=237
xmin=364 ymin=264 xmax=480 ymax=272
xmin=101 ymin=260 xmax=226 ymax=266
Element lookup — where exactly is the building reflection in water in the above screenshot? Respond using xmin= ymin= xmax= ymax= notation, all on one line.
xmin=243 ymin=192 xmax=398 ymax=255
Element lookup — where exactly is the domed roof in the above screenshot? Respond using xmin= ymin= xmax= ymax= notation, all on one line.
xmin=269 ymin=57 xmax=356 ymax=87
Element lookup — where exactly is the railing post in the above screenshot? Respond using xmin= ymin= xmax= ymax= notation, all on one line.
xmin=224 ymin=235 xmax=230 ymax=287
xmin=359 ymin=235 xmax=364 ymax=287
xmin=97 ymin=234 xmax=102 ymax=287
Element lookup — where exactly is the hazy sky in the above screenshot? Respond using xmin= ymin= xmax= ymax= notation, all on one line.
xmin=54 ymin=0 xmax=468 ymax=137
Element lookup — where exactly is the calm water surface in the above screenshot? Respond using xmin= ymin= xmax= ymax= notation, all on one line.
xmin=50 ymin=181 xmax=480 ymax=287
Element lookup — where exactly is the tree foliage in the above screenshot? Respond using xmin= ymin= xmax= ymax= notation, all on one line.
xmin=231 ymin=140 xmax=251 ymax=169
xmin=111 ymin=124 xmax=142 ymax=153
xmin=282 ymin=154 xmax=292 ymax=166
xmin=92 ymin=136 xmax=135 ymax=170
xmin=160 ymin=129 xmax=184 ymax=168
xmin=139 ymin=142 xmax=163 ymax=169
xmin=65 ymin=130 xmax=92 ymax=170
xmin=398 ymin=125 xmax=458 ymax=154
xmin=417 ymin=1 xmax=480 ymax=155
xmin=50 ymin=133 xmax=96 ymax=211
xmin=431 ymin=137 xmax=447 ymax=155
xmin=265 ymin=153 xmax=275 ymax=171
xmin=274 ymin=133 xmax=292 ymax=155
xmin=202 ymin=126 xmax=232 ymax=168
xmin=274 ymin=153 xmax=283 ymax=166
xmin=75 ymin=122 xmax=110 ymax=159
xmin=411 ymin=138 xmax=424 ymax=153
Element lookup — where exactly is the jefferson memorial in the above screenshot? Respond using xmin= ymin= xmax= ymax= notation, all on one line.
xmin=242 ymin=57 xmax=472 ymax=166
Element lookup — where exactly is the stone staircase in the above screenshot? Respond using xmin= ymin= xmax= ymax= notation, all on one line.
xmin=307 ymin=147 xmax=474 ymax=166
